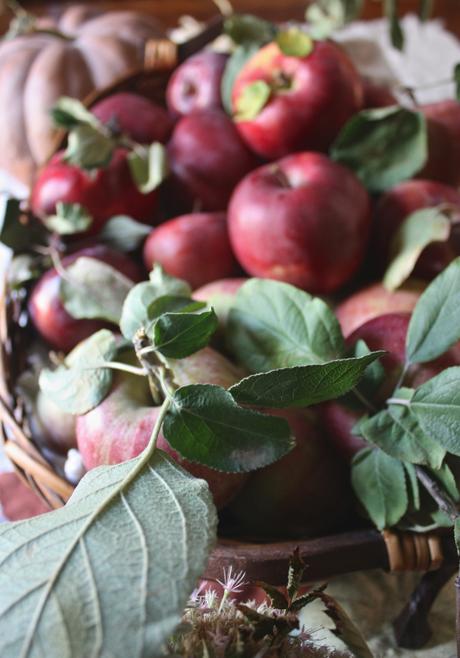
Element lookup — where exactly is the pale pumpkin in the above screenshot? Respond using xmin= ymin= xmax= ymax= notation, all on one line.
xmin=0 ymin=5 xmax=164 ymax=186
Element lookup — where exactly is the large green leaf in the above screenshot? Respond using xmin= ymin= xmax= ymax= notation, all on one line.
xmin=152 ymin=309 xmax=218 ymax=358
xmin=51 ymin=96 xmax=100 ymax=130
xmin=60 ymin=257 xmax=134 ymax=324
xmin=99 ymin=215 xmax=151 ymax=252
xmin=65 ymin=124 xmax=115 ymax=170
xmin=351 ymin=447 xmax=408 ymax=529
xmin=0 ymin=449 xmax=216 ymax=658
xmin=44 ymin=202 xmax=93 ymax=235
xmin=229 ymin=352 xmax=384 ymax=408
xmin=330 ymin=107 xmax=427 ymax=192
xmin=406 ymin=257 xmax=460 ymax=364
xmin=163 ymin=384 xmax=295 ymax=472
xmin=39 ymin=330 xmax=117 ymax=415
xmin=227 ymin=279 xmax=344 ymax=372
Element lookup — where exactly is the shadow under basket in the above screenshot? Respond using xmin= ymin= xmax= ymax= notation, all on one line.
xmin=0 ymin=18 xmax=459 ymax=655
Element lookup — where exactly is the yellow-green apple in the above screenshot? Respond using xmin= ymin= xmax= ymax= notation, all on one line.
xmin=76 ymin=346 xmax=249 ymax=508
xmin=225 ymin=408 xmax=354 ymax=538
xmin=167 ymin=109 xmax=259 ymax=212
xmin=28 ymin=245 xmax=142 ymax=353
xmin=321 ymin=312 xmax=460 ymax=460
xmin=166 ymin=50 xmax=228 ymax=116
xmin=91 ymin=92 xmax=174 ymax=144
xmin=31 ymin=148 xmax=160 ymax=234
xmin=420 ymin=100 xmax=460 ymax=187
xmin=231 ymin=40 xmax=363 ymax=159
xmin=143 ymin=212 xmax=239 ymax=289
xmin=336 ymin=280 xmax=424 ymax=338
xmin=228 ymin=152 xmax=371 ymax=294
xmin=372 ymin=179 xmax=460 ymax=280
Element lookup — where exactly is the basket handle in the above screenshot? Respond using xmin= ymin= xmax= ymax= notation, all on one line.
xmin=144 ymin=14 xmax=224 ymax=71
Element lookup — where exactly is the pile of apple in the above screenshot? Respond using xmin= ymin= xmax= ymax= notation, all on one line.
xmin=21 ymin=21 xmax=460 ymax=540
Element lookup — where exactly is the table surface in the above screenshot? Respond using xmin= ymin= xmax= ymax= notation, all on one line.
xmin=11 ymin=0 xmax=460 ymax=36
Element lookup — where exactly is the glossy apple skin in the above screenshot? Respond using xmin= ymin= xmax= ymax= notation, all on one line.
xmin=228 ymin=152 xmax=371 ymax=294
xmin=31 ymin=148 xmax=159 ymax=234
xmin=372 ymin=179 xmax=460 ymax=280
xmin=420 ymin=100 xmax=460 ymax=187
xmin=336 ymin=280 xmax=424 ymax=338
xmin=28 ymin=245 xmax=142 ymax=353
xmin=231 ymin=40 xmax=363 ymax=160
xmin=167 ymin=109 xmax=259 ymax=212
xmin=143 ymin=212 xmax=239 ymax=289
xmin=321 ymin=312 xmax=460 ymax=460
xmin=91 ymin=92 xmax=174 ymax=144
xmin=166 ymin=50 xmax=228 ymax=116
xmin=76 ymin=347 xmax=248 ymax=509
xmin=225 ymin=409 xmax=353 ymax=538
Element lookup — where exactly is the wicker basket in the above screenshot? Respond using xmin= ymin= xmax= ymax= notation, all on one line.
xmin=0 ymin=18 xmax=458 ymax=653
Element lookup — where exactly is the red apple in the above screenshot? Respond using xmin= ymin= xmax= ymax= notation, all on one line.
xmin=321 ymin=312 xmax=460 ymax=460
xmin=231 ymin=40 xmax=363 ymax=160
xmin=166 ymin=50 xmax=228 ymax=117
xmin=362 ymin=79 xmax=397 ymax=108
xmin=36 ymin=390 xmax=77 ymax=453
xmin=28 ymin=245 xmax=142 ymax=353
xmin=336 ymin=280 xmax=424 ymax=338
xmin=193 ymin=278 xmax=247 ymax=328
xmin=167 ymin=109 xmax=259 ymax=212
xmin=420 ymin=100 xmax=460 ymax=187
xmin=226 ymin=409 xmax=354 ymax=538
xmin=76 ymin=346 xmax=248 ymax=509
xmin=143 ymin=212 xmax=239 ymax=289
xmin=372 ymin=179 xmax=460 ymax=280
xmin=31 ymin=148 xmax=159 ymax=234
xmin=228 ymin=152 xmax=371 ymax=294
xmin=91 ymin=92 xmax=174 ymax=144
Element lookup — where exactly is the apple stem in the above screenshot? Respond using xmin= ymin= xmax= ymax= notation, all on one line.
xmin=415 ymin=465 xmax=459 ymax=522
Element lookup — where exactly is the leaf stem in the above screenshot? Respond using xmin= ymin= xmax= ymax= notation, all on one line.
xmin=415 ymin=466 xmax=459 ymax=522
xmin=99 ymin=362 xmax=147 ymax=377
xmin=386 ymin=397 xmax=410 ymax=407
xmin=133 ymin=329 xmax=164 ymax=405
xmin=394 ymin=362 xmax=410 ymax=393
xmin=352 ymin=387 xmax=378 ymax=414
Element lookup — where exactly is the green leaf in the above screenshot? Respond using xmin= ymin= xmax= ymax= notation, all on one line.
xmin=149 ymin=264 xmax=191 ymax=297
xmin=120 ymin=281 xmax=203 ymax=341
xmin=152 ymin=309 xmax=218 ymax=359
xmin=0 ymin=197 xmax=45 ymax=252
xmin=227 ymin=279 xmax=344 ymax=372
xmin=404 ymin=463 xmax=420 ymax=510
xmin=128 ymin=142 xmax=169 ymax=194
xmin=224 ymin=13 xmax=277 ymax=45
xmin=318 ymin=592 xmax=374 ymax=658
xmin=221 ymin=44 xmax=260 ymax=114
xmin=39 ymin=330 xmax=117 ymax=414
xmin=0 ymin=448 xmax=216 ymax=658
xmin=384 ymin=0 xmax=404 ymax=50
xmin=98 ymin=215 xmax=151 ymax=251
xmin=60 ymin=257 xmax=134 ymax=324
xmin=276 ymin=28 xmax=314 ymax=57
xmin=306 ymin=0 xmax=363 ymax=38
xmin=330 ymin=106 xmax=427 ymax=192
xmin=65 ymin=124 xmax=115 ymax=170
xmin=351 ymin=447 xmax=408 ymax=529
xmin=454 ymin=63 xmax=460 ymax=102
xmin=7 ymin=254 xmax=42 ymax=289
xmin=406 ymin=257 xmax=460 ymax=364
xmin=410 ymin=367 xmax=460 ymax=456
xmin=234 ymin=80 xmax=271 ymax=121
xmin=163 ymin=384 xmax=294 ymax=472
xmin=430 ymin=462 xmax=460 ymax=502
xmin=455 ymin=518 xmax=460 ymax=557
xmin=229 ymin=352 xmax=384 ymax=408
xmin=355 ymin=404 xmax=445 ymax=468
xmin=44 ymin=201 xmax=93 ymax=235
xmin=51 ymin=96 xmax=100 ymax=130
xmin=383 ymin=207 xmax=451 ymax=292
xmin=352 ymin=339 xmax=385 ymax=397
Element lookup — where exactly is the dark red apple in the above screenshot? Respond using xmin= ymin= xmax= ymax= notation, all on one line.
xmin=231 ymin=40 xmax=363 ymax=159
xmin=336 ymin=280 xmax=424 ymax=338
xmin=28 ymin=245 xmax=142 ymax=353
xmin=143 ymin=212 xmax=239 ymax=289
xmin=31 ymin=148 xmax=159 ymax=234
xmin=226 ymin=409 xmax=353 ymax=538
xmin=167 ymin=109 xmax=259 ymax=212
xmin=420 ymin=100 xmax=460 ymax=187
xmin=362 ymin=78 xmax=397 ymax=108
xmin=91 ymin=92 xmax=174 ymax=144
xmin=372 ymin=179 xmax=460 ymax=280
xmin=76 ymin=347 xmax=248 ymax=509
xmin=321 ymin=312 xmax=460 ymax=460
xmin=228 ymin=152 xmax=371 ymax=294
xmin=166 ymin=50 xmax=228 ymax=116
